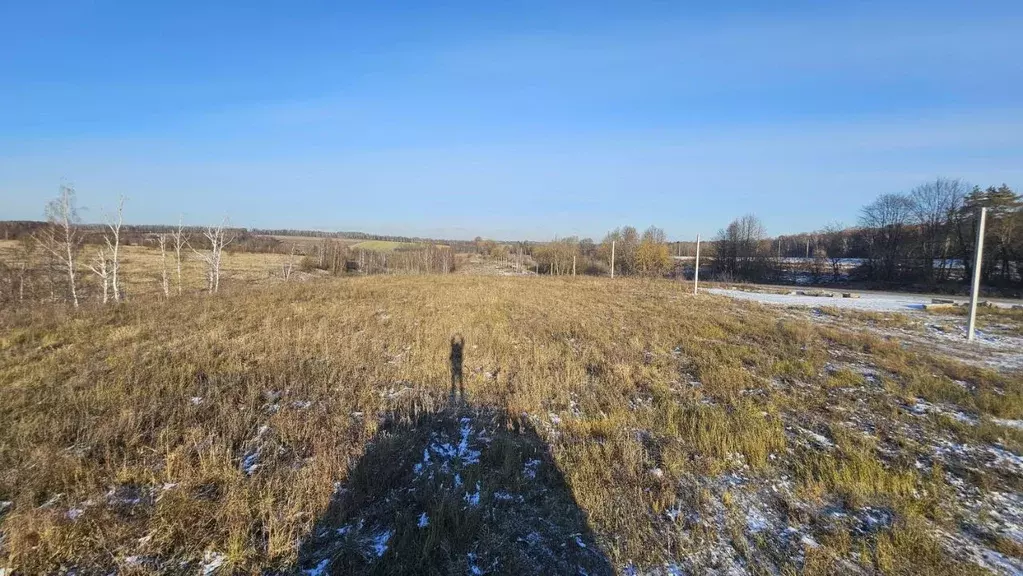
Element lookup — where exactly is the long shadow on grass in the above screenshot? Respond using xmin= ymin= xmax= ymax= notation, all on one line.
xmin=294 ymin=406 xmax=612 ymax=575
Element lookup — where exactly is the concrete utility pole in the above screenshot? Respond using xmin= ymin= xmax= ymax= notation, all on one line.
xmin=610 ymin=241 xmax=616 ymax=279
xmin=572 ymin=255 xmax=576 ymax=276
xmin=967 ymin=207 xmax=987 ymax=341
xmin=694 ymin=234 xmax=701 ymax=295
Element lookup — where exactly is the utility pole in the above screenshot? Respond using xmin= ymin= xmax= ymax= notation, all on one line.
xmin=572 ymin=255 xmax=576 ymax=276
xmin=610 ymin=241 xmax=615 ymax=279
xmin=967 ymin=207 xmax=987 ymax=341
xmin=694 ymin=234 xmax=701 ymax=295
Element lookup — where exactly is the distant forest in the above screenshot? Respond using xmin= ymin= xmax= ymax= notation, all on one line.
xmin=712 ymin=180 xmax=1022 ymax=292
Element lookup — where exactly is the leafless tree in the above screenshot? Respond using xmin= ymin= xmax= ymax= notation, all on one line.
xmin=909 ymin=178 xmax=967 ymax=282
xmin=12 ymin=239 xmax=35 ymax=303
xmin=171 ymin=216 xmax=188 ymax=294
xmin=193 ymin=218 xmax=233 ymax=293
xmin=85 ymin=247 xmax=112 ymax=304
xmin=860 ymin=193 xmax=914 ymax=282
xmin=282 ymin=244 xmax=298 ymax=281
xmin=158 ymin=234 xmax=171 ymax=298
xmin=37 ymin=184 xmax=82 ymax=308
xmin=102 ymin=195 xmax=126 ymax=301
xmin=715 ymin=214 xmax=768 ymax=280
xmin=820 ymin=222 xmax=848 ymax=280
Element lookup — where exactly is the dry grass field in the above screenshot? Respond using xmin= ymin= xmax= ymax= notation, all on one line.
xmin=0 ymin=240 xmax=298 ymax=300
xmin=2 ymin=274 xmax=1023 ymax=574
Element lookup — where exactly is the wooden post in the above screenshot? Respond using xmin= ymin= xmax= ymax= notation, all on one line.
xmin=694 ymin=234 xmax=701 ymax=295
xmin=572 ymin=255 xmax=576 ymax=276
xmin=967 ymin=207 xmax=987 ymax=341
xmin=610 ymin=241 xmax=616 ymax=279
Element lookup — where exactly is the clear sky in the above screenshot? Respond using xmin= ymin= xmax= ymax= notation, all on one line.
xmin=2 ymin=1 xmax=1021 ymax=241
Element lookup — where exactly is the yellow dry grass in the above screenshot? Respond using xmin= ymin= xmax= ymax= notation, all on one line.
xmin=0 ymin=275 xmax=1016 ymax=574
xmin=0 ymin=239 xmax=295 ymax=299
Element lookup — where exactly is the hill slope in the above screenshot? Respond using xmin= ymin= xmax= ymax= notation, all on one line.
xmin=1 ymin=276 xmax=1021 ymax=574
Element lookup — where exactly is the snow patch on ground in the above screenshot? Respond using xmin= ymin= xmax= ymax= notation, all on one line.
xmin=200 ymin=551 xmax=226 ymax=576
xmin=937 ymin=529 xmax=1023 ymax=575
xmin=413 ymin=418 xmax=483 ymax=480
xmin=523 ymin=458 xmax=541 ymax=480
xmin=367 ymin=529 xmax=392 ymax=558
xmin=908 ymin=399 xmax=979 ymax=426
xmin=302 ymin=558 xmax=330 ymax=576
xmin=707 ymin=288 xmax=933 ymax=312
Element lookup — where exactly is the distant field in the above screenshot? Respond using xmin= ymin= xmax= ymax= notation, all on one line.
xmin=349 ymin=240 xmax=423 ymax=252
xmin=349 ymin=240 xmax=450 ymax=252
xmin=2 ymin=275 xmax=1021 ymax=574
xmin=269 ymin=235 xmax=362 ymax=249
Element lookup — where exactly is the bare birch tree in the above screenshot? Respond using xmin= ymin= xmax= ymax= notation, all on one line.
xmin=282 ymin=244 xmax=298 ymax=281
xmin=193 ymin=218 xmax=233 ymax=294
xmin=171 ymin=216 xmax=188 ymax=294
xmin=158 ymin=234 xmax=171 ymax=298
xmin=38 ymin=184 xmax=82 ymax=308
xmin=85 ymin=247 xmax=111 ymax=304
xmin=13 ymin=239 xmax=35 ymax=303
xmin=103 ymin=195 xmax=126 ymax=302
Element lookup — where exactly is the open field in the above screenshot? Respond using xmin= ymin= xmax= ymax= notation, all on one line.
xmin=2 ymin=276 xmax=1023 ymax=574
xmin=0 ymin=240 xmax=298 ymax=300
xmin=349 ymin=240 xmax=415 ymax=252
xmin=349 ymin=240 xmax=444 ymax=252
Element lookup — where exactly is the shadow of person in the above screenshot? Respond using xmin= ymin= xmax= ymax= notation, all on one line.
xmin=295 ymin=406 xmax=612 ymax=575
xmin=449 ymin=334 xmax=464 ymax=403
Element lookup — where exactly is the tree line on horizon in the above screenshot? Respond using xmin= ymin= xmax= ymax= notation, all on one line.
xmin=713 ymin=179 xmax=1022 ymax=290
xmin=2 ymin=177 xmax=1021 ymax=308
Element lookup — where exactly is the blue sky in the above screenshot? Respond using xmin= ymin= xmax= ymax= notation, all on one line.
xmin=2 ymin=1 xmax=1021 ymax=240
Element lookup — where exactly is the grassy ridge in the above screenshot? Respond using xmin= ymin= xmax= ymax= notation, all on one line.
xmin=0 ymin=276 xmax=1019 ymax=573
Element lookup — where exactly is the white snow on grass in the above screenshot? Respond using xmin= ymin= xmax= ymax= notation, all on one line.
xmin=909 ymin=399 xmax=979 ymax=426
xmin=523 ymin=458 xmax=541 ymax=480
xmin=302 ymin=558 xmax=330 ymax=576
xmin=746 ymin=507 xmax=770 ymax=533
xmin=795 ymin=427 xmax=834 ymax=449
xmin=937 ymin=529 xmax=1023 ymax=576
xmin=464 ymin=482 xmax=481 ymax=507
xmin=417 ymin=512 xmax=429 ymax=528
xmin=993 ymin=418 xmax=1023 ymax=430
xmin=200 ymin=551 xmax=226 ymax=576
xmin=367 ymin=529 xmax=392 ymax=558
xmin=708 ymin=288 xmax=932 ymax=312
xmin=413 ymin=419 xmax=483 ymax=480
